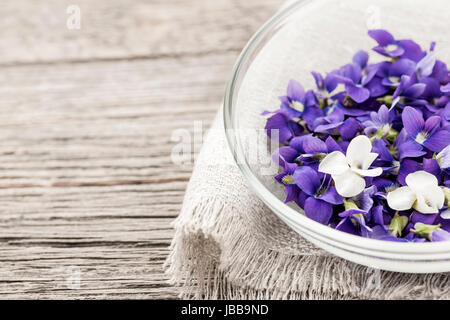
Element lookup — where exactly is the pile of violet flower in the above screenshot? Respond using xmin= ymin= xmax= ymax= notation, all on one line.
xmin=264 ymin=30 xmax=450 ymax=242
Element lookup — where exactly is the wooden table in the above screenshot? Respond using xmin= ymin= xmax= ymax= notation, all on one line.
xmin=0 ymin=0 xmax=281 ymax=299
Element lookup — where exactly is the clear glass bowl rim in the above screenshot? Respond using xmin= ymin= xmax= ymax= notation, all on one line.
xmin=223 ymin=0 xmax=450 ymax=255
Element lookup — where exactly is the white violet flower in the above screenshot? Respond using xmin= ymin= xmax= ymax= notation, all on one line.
xmin=436 ymin=144 xmax=450 ymax=170
xmin=387 ymin=171 xmax=445 ymax=214
xmin=318 ymin=135 xmax=383 ymax=197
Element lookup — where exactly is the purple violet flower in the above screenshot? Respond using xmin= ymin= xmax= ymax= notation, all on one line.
xmin=264 ymin=110 xmax=303 ymax=143
xmin=275 ymin=161 xmax=300 ymax=204
xmin=279 ymin=80 xmax=323 ymax=126
xmin=362 ymin=104 xmax=397 ymax=139
xmin=394 ymin=128 xmax=427 ymax=160
xmin=293 ymin=166 xmax=343 ymax=225
xmin=369 ymin=29 xmax=425 ymax=61
xmin=328 ymin=60 xmax=371 ymax=103
xmin=380 ymin=59 xmax=416 ymax=87
xmin=296 ymin=135 xmax=343 ymax=166
xmin=368 ymin=29 xmax=405 ymax=58
xmin=394 ymin=75 xmax=426 ymax=99
xmin=402 ymin=106 xmax=450 ymax=152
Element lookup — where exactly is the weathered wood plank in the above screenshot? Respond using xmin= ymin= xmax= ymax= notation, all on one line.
xmin=0 ymin=54 xmax=219 ymax=299
xmin=0 ymin=0 xmax=282 ymax=299
xmin=0 ymin=246 xmax=177 ymax=299
xmin=0 ymin=0 xmax=282 ymax=65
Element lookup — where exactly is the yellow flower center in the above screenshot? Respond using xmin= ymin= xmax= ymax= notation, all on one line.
xmin=386 ymin=44 xmax=399 ymax=52
xmin=388 ymin=76 xmax=400 ymax=84
xmin=289 ymin=101 xmax=304 ymax=112
xmin=282 ymin=175 xmax=295 ymax=185
xmin=415 ymin=131 xmax=428 ymax=144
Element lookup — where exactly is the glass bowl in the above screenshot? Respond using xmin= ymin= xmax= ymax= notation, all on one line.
xmin=224 ymin=0 xmax=450 ymax=273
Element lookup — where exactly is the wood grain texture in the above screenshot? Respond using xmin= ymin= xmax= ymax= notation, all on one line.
xmin=0 ymin=0 xmax=281 ymax=65
xmin=0 ymin=0 xmax=282 ymax=299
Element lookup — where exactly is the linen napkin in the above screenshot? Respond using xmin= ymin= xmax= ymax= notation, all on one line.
xmin=165 ymin=0 xmax=450 ymax=299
